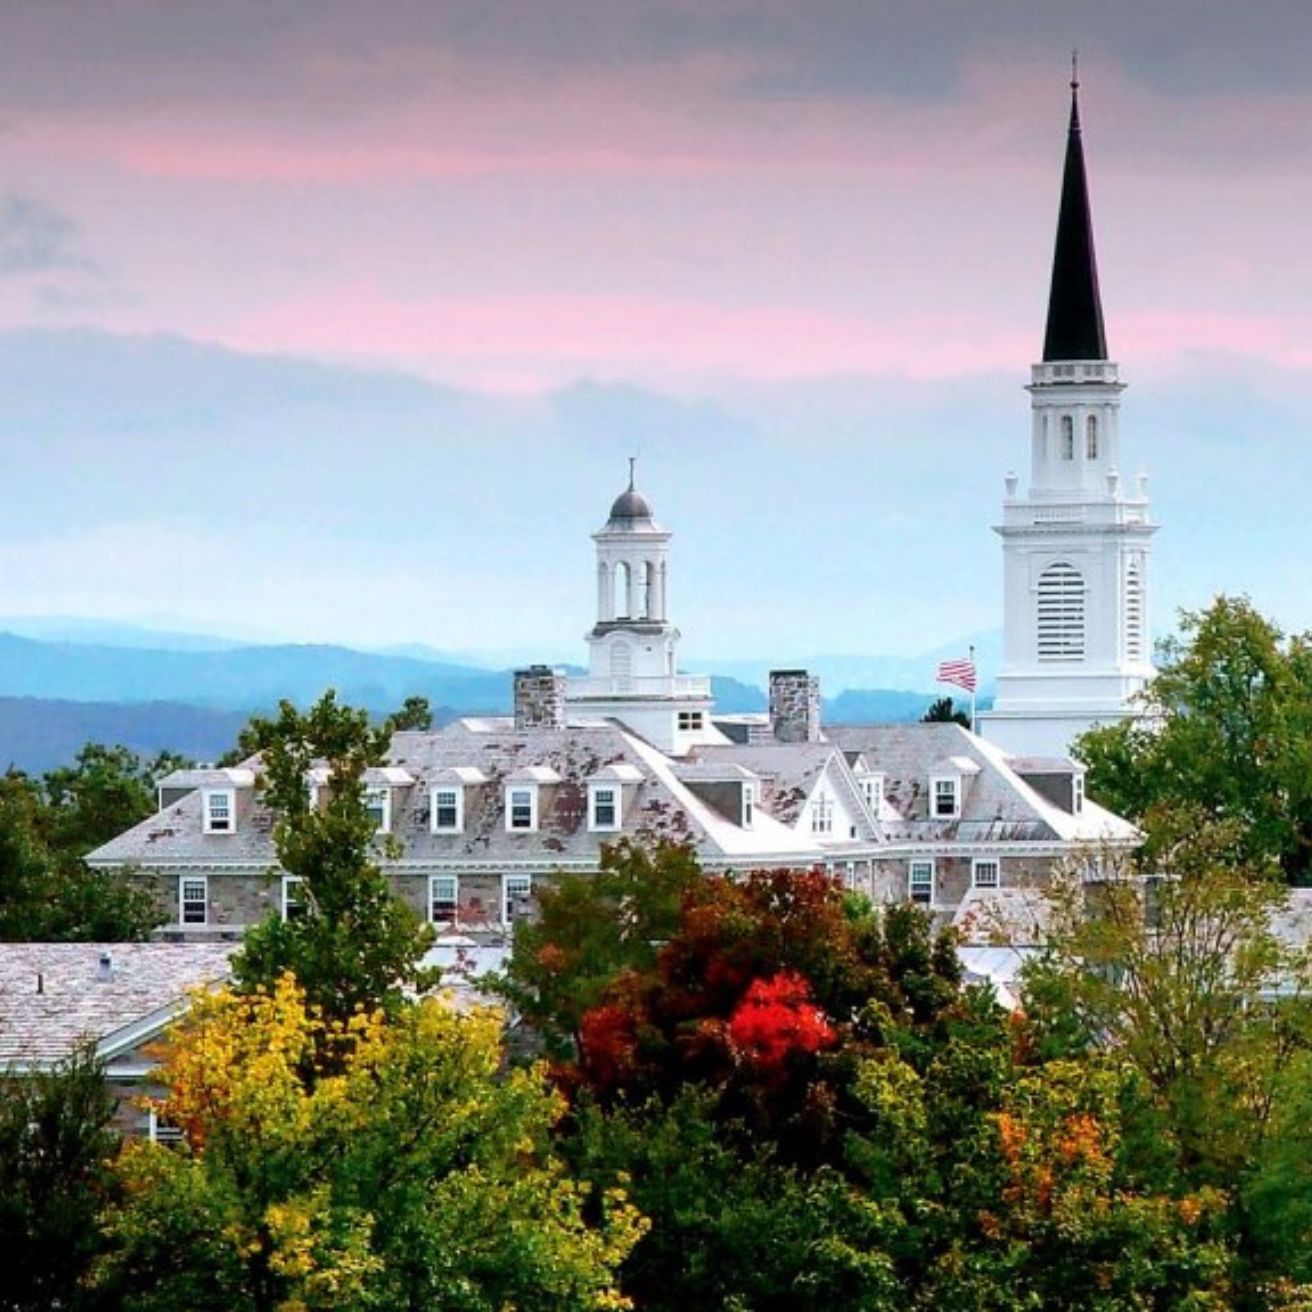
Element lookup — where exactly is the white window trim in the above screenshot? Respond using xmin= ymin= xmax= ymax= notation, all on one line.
xmin=860 ymin=773 xmax=885 ymax=814
xmin=281 ymin=875 xmax=306 ymax=921
xmin=811 ymin=791 xmax=834 ymax=834
xmin=428 ymin=874 xmax=459 ymax=927
xmin=364 ymin=786 xmax=391 ymax=834
xmin=505 ymin=784 xmax=539 ymax=832
xmin=677 ymin=709 xmax=705 ymax=732
xmin=179 ymin=874 xmax=208 ymax=926
xmin=742 ymin=782 xmax=755 ymax=829
xmin=930 ymin=775 xmax=960 ymax=819
xmin=909 ymin=859 xmax=935 ymax=906
xmin=202 ymin=787 xmax=236 ymax=834
xmin=1073 ymin=775 xmax=1086 ymax=815
xmin=502 ymin=873 xmax=533 ymax=927
xmin=588 ymin=783 xmax=622 ymax=832
xmin=430 ymin=786 xmax=464 ymax=834
xmin=972 ymin=858 xmax=1001 ymax=889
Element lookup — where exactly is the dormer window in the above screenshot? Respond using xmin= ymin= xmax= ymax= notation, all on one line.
xmin=431 ymin=787 xmax=464 ymax=834
xmin=1073 ymin=774 xmax=1086 ymax=814
xmin=742 ymin=782 xmax=755 ymax=828
xmin=506 ymin=785 xmax=538 ymax=832
xmin=364 ymin=787 xmax=391 ymax=834
xmin=203 ymin=788 xmax=235 ymax=834
xmin=589 ymin=784 xmax=620 ymax=832
xmin=931 ymin=776 xmax=959 ymax=819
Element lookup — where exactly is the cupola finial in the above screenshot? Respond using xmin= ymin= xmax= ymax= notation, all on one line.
xmin=628 ymin=454 xmax=637 ymax=491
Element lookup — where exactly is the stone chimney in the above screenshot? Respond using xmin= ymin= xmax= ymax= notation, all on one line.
xmin=514 ymin=666 xmax=567 ymax=730
xmin=769 ymin=669 xmax=822 ymax=743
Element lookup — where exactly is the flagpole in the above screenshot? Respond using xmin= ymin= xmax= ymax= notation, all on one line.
xmin=969 ymin=643 xmax=977 ymax=736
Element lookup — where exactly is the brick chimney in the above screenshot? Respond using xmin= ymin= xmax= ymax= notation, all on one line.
xmin=769 ymin=669 xmax=822 ymax=743
xmin=513 ymin=666 xmax=567 ymax=730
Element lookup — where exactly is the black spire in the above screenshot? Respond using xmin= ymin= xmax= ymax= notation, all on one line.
xmin=1042 ymin=60 xmax=1108 ymax=362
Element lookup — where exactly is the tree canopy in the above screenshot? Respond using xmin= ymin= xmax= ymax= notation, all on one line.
xmin=1075 ymin=595 xmax=1312 ymax=882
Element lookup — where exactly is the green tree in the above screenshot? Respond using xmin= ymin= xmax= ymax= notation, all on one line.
xmin=0 ymin=1046 xmax=120 ymax=1312
xmin=385 ymin=694 xmax=433 ymax=732
xmin=96 ymin=974 xmax=644 ymax=1312
xmin=1075 ymin=595 xmax=1312 ymax=882
xmin=232 ymin=693 xmax=435 ymax=1027
xmin=0 ymin=769 xmax=160 ymax=942
xmin=497 ymin=838 xmax=702 ymax=1057
xmin=922 ymin=695 xmax=970 ymax=728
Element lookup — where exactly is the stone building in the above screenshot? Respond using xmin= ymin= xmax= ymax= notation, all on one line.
xmin=88 ymin=473 xmax=1136 ymax=944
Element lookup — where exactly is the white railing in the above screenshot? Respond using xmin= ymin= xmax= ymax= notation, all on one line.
xmin=566 ymin=674 xmax=712 ymax=699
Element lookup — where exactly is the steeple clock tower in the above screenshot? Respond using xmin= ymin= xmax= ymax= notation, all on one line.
xmin=980 ymin=72 xmax=1157 ymax=759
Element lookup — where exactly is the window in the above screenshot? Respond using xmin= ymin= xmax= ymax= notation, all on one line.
xmin=931 ymin=777 xmax=959 ymax=818
xmin=1061 ymin=414 xmax=1074 ymax=459
xmin=431 ymin=787 xmax=463 ymax=833
xmin=1125 ymin=559 xmax=1145 ymax=662
xmin=179 ymin=876 xmax=208 ymax=926
xmin=909 ymin=860 xmax=935 ymax=905
xmin=972 ymin=859 xmax=1000 ymax=889
xmin=677 ymin=710 xmax=704 ymax=732
xmin=203 ymin=788 xmax=235 ymax=834
xmin=1036 ymin=562 xmax=1086 ymax=662
xmin=506 ymin=786 xmax=537 ymax=832
xmin=1073 ymin=774 xmax=1086 ymax=814
xmin=282 ymin=875 xmax=308 ymax=921
xmin=1086 ymin=414 xmax=1099 ymax=459
xmin=364 ymin=787 xmax=390 ymax=833
xmin=429 ymin=874 xmax=458 ymax=926
xmin=861 ymin=774 xmax=884 ymax=813
xmin=842 ymin=862 xmax=859 ymax=891
xmin=503 ymin=873 xmax=533 ymax=926
xmin=589 ymin=785 xmax=620 ymax=831
xmin=811 ymin=793 xmax=834 ymax=834
xmin=742 ymin=782 xmax=755 ymax=828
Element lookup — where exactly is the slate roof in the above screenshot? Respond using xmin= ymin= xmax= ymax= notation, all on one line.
xmin=692 ymin=742 xmax=844 ymax=829
xmin=0 ymin=943 xmax=235 ymax=1069
xmin=822 ymin=722 xmax=1136 ymax=847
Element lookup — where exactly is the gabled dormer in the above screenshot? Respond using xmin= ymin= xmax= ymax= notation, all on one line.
xmin=927 ymin=755 xmax=982 ymax=820
xmin=586 ymin=762 xmax=644 ymax=833
xmin=429 ymin=766 xmax=489 ymax=835
xmin=674 ymin=761 xmax=761 ymax=830
xmin=504 ymin=766 xmax=563 ymax=833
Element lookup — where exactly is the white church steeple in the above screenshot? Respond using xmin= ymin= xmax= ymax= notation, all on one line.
xmin=565 ymin=466 xmax=720 ymax=753
xmin=980 ymin=73 xmax=1157 ymax=759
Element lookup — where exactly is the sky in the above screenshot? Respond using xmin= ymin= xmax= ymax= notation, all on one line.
xmin=1 ymin=0 xmax=1311 ymax=674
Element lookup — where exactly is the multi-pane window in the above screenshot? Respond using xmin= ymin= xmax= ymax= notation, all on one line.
xmin=1061 ymin=414 xmax=1074 ymax=459
xmin=503 ymin=874 xmax=533 ymax=926
xmin=1073 ymin=774 xmax=1086 ymax=814
xmin=932 ymin=777 xmax=959 ymax=818
xmin=507 ymin=787 xmax=537 ymax=831
xmin=742 ymin=783 xmax=755 ymax=828
xmin=972 ymin=859 xmax=1001 ymax=889
xmin=590 ymin=786 xmax=619 ymax=831
xmin=811 ymin=793 xmax=833 ymax=834
xmin=180 ymin=876 xmax=208 ymax=926
xmin=677 ymin=710 xmax=704 ymax=732
xmin=1086 ymin=414 xmax=1099 ymax=459
xmin=432 ymin=788 xmax=462 ymax=833
xmin=861 ymin=774 xmax=884 ymax=813
xmin=364 ymin=787 xmax=390 ymax=833
xmin=203 ymin=789 xmax=234 ymax=834
xmin=429 ymin=874 xmax=458 ymax=926
xmin=282 ymin=875 xmax=308 ymax=921
xmin=909 ymin=860 xmax=935 ymax=906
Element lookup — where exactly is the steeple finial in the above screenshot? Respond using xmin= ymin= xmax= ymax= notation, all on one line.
xmin=1042 ymin=60 xmax=1107 ymax=361
xmin=627 ymin=455 xmax=636 ymax=490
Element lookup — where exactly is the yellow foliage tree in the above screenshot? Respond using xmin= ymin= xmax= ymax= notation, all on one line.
xmin=96 ymin=974 xmax=645 ymax=1312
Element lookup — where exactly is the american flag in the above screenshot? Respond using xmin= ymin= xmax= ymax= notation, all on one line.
xmin=936 ymin=657 xmax=977 ymax=693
